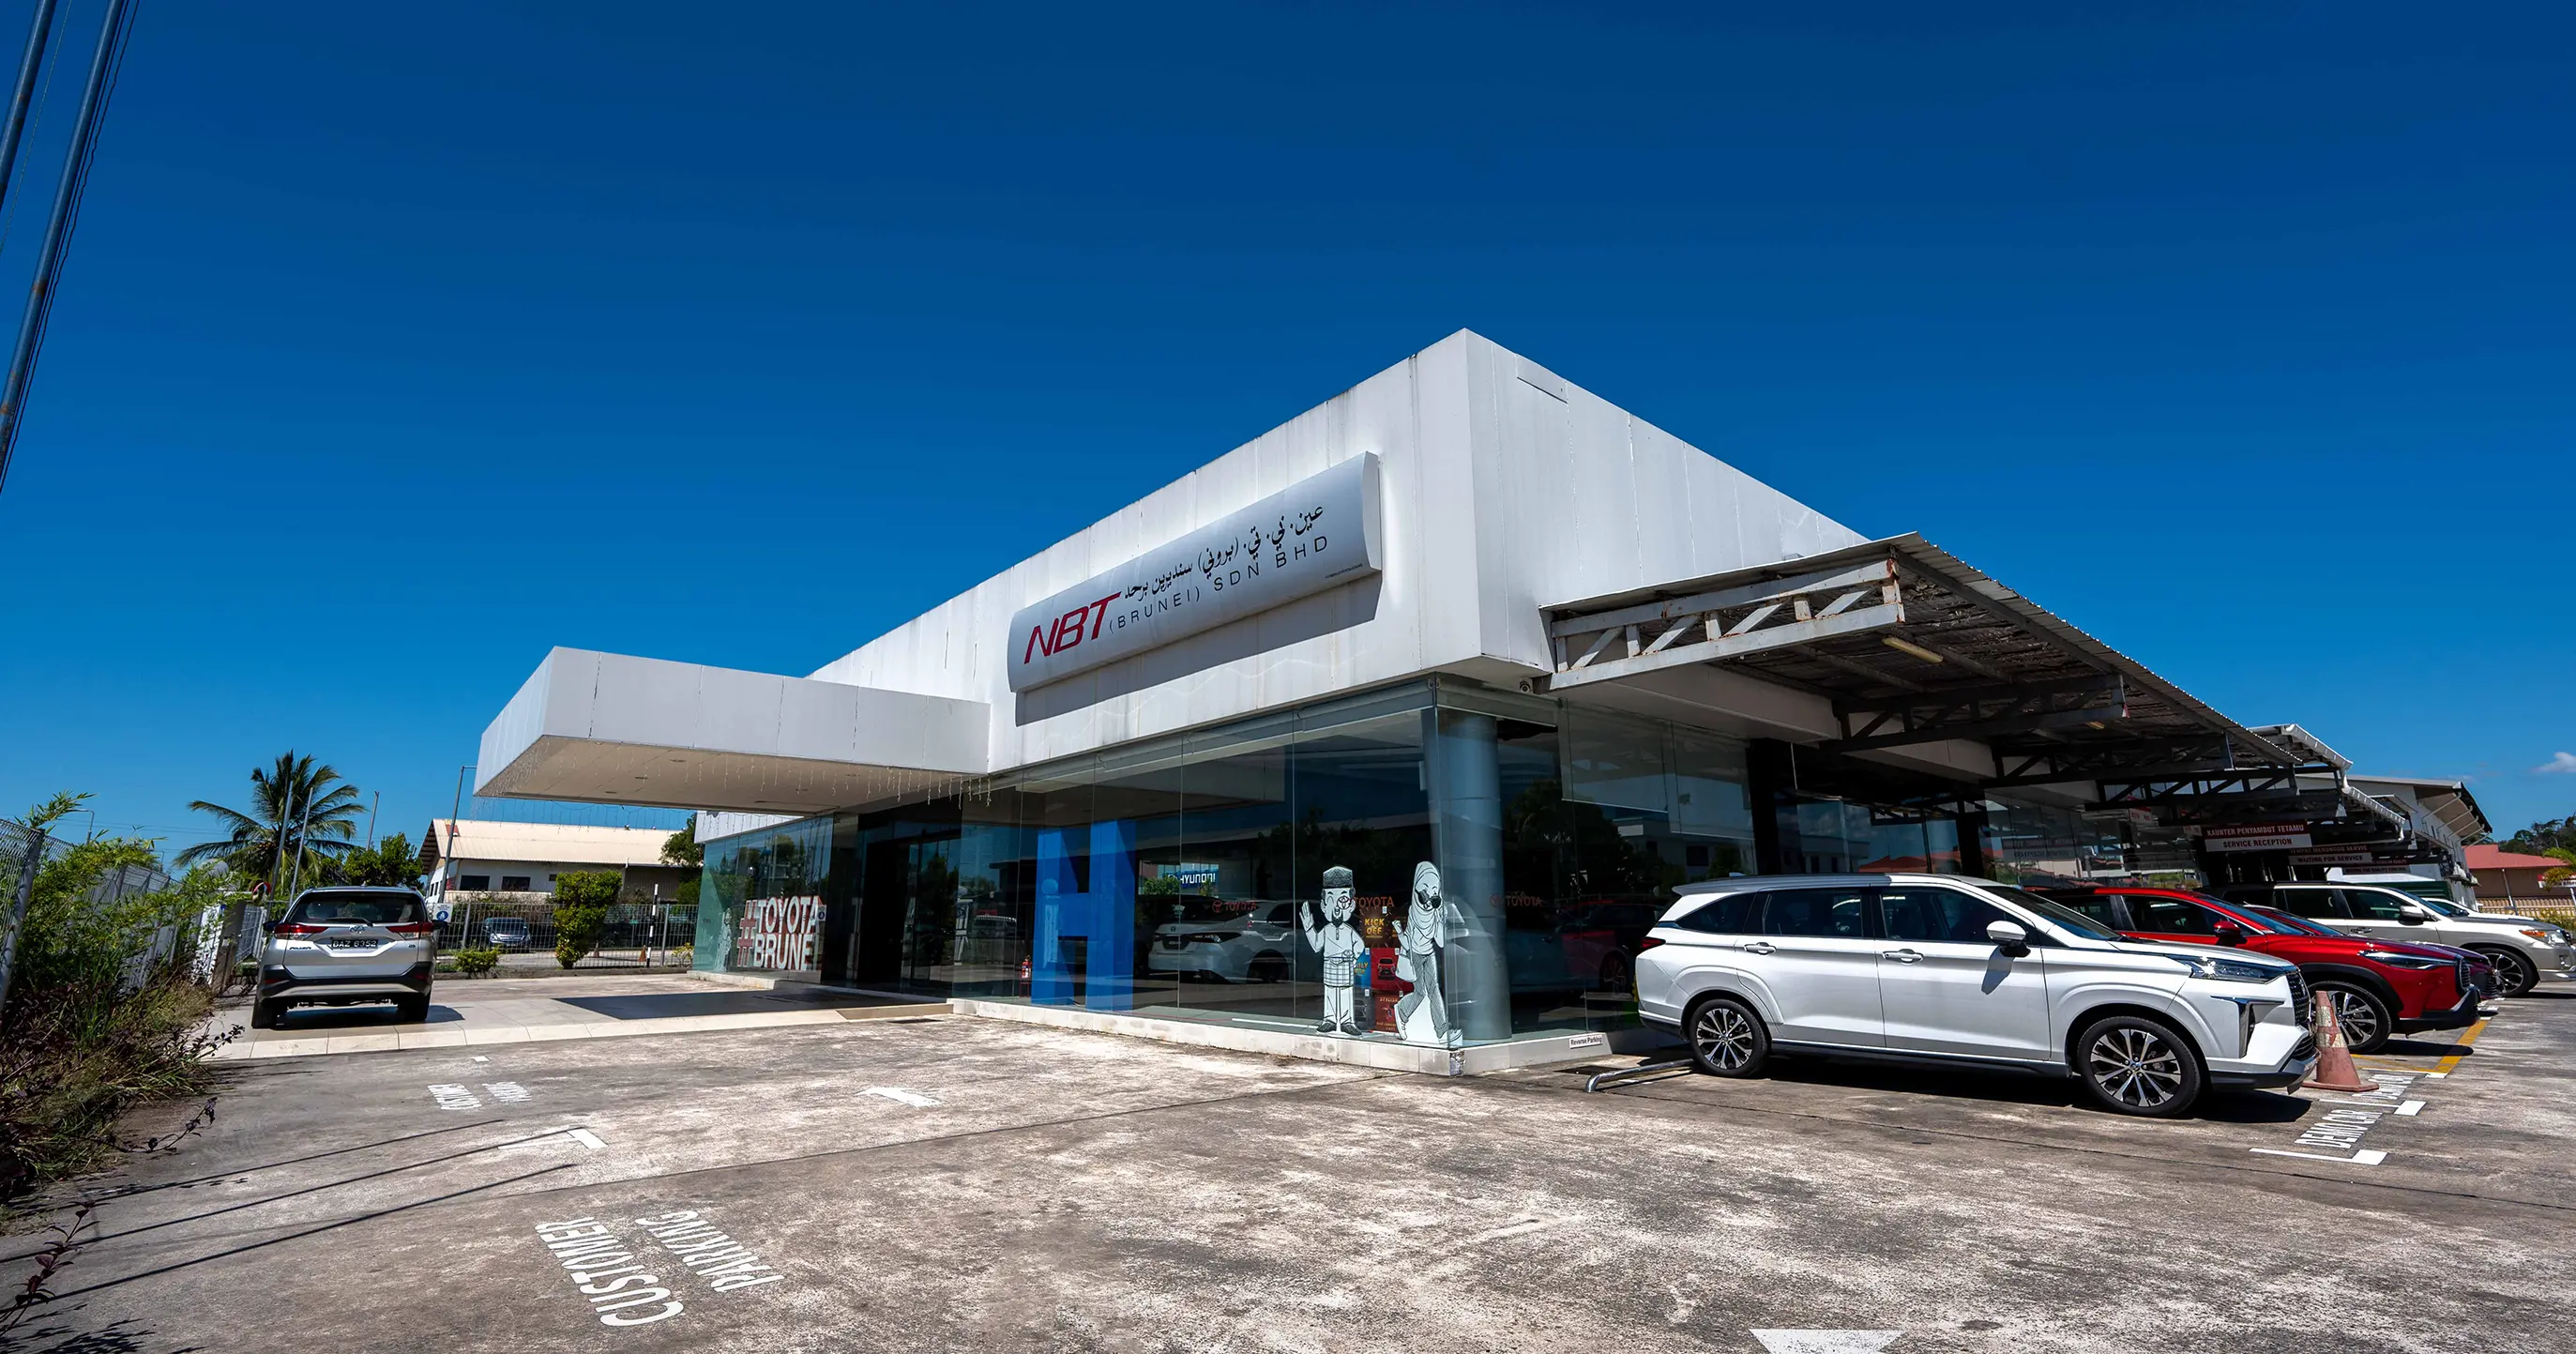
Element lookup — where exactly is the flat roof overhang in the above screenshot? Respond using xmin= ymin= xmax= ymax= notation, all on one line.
xmin=1537 ymin=534 xmax=2318 ymax=814
xmin=475 ymin=648 xmax=992 ymax=815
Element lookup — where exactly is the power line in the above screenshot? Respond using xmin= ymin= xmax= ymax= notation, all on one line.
xmin=0 ymin=0 xmax=139 ymax=501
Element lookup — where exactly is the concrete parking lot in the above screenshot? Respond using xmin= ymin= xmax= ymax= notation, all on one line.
xmin=205 ymin=975 xmax=937 ymax=1058
xmin=8 ymin=994 xmax=2570 ymax=1353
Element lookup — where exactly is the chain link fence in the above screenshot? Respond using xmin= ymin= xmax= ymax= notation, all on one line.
xmin=435 ymin=897 xmax=696 ymax=970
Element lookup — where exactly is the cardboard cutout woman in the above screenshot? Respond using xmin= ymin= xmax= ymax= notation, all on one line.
xmin=1393 ymin=860 xmax=1451 ymax=1046
xmin=1301 ymin=866 xmax=1364 ymax=1035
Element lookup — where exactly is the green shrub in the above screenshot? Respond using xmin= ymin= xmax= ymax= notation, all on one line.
xmin=1 ymin=816 xmax=230 ymax=1203
xmin=552 ymin=871 xmax=619 ymax=968
xmin=455 ymin=947 xmax=500 ymax=977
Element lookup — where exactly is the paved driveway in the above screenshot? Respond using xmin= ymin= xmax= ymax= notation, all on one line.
xmin=16 ymin=993 xmax=2574 ymax=1353
xmin=206 ymin=975 xmax=935 ymax=1059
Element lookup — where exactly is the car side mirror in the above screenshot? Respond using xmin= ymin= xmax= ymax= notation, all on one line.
xmin=2397 ymin=905 xmax=2430 ymax=924
xmin=2212 ymin=922 xmax=2246 ymax=946
xmin=1986 ymin=920 xmax=2030 ymax=955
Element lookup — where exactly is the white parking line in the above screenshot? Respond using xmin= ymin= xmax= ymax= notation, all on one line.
xmin=498 ymin=1126 xmax=607 ymax=1153
xmin=1750 ymin=1331 xmax=1902 ymax=1354
xmin=863 ymin=1087 xmax=938 ymax=1107
xmin=2395 ymin=1100 xmax=2426 ymax=1117
xmin=2250 ymin=1147 xmax=2387 ymax=1166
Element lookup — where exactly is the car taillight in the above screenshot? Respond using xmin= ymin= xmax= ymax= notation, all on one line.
xmin=385 ymin=921 xmax=436 ymax=935
xmin=1637 ymin=936 xmax=1666 ymax=951
xmin=276 ymin=922 xmax=328 ymax=936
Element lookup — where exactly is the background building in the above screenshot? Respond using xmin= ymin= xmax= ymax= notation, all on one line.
xmin=420 ymin=819 xmax=693 ymax=910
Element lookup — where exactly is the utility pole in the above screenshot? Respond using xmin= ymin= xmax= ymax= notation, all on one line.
xmin=0 ymin=0 xmax=137 ymax=500
xmin=283 ymin=791 xmax=316 ymax=900
xmin=367 ymin=790 xmax=379 ymax=848
xmin=447 ymin=765 xmax=471 ymax=944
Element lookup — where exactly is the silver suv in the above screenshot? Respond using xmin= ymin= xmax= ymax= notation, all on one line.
xmin=1634 ymin=874 xmax=2314 ymax=1118
xmin=251 ymin=887 xmax=438 ymax=1027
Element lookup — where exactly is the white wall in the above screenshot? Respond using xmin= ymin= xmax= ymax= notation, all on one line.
xmin=809 ymin=330 xmax=1863 ymax=779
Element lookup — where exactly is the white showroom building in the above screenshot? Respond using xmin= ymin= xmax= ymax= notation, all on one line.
xmin=472 ymin=329 xmax=2429 ymax=1069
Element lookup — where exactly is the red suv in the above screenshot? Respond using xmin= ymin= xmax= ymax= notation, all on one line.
xmin=2042 ymin=886 xmax=2489 ymax=1054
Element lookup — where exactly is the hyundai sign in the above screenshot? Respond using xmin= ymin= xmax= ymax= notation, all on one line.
xmin=1007 ymin=453 xmax=1383 ymax=692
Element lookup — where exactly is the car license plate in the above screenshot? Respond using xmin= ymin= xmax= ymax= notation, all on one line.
xmin=327 ymin=937 xmax=377 ymax=950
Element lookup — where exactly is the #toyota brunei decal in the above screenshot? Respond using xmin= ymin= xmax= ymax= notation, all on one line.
xmin=1006 ymin=452 xmax=1383 ymax=692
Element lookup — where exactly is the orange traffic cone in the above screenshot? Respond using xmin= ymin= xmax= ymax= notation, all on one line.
xmin=2303 ymin=988 xmax=2376 ymax=1093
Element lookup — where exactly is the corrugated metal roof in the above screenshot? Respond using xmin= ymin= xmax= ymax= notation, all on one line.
xmin=423 ymin=819 xmax=680 ymax=869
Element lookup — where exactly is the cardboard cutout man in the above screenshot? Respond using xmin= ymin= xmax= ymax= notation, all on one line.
xmin=1302 ymin=865 xmax=1365 ymax=1036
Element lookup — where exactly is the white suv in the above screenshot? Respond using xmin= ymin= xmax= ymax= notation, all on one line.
xmin=1634 ymin=874 xmax=2315 ymax=1118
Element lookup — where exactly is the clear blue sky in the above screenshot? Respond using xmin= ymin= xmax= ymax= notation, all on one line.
xmin=2 ymin=1 xmax=2570 ymax=853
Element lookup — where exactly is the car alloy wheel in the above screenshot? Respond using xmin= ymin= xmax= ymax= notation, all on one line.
xmin=2317 ymin=984 xmax=2388 ymax=1054
xmin=2477 ymin=949 xmax=2538 ymax=998
xmin=1691 ymin=1003 xmax=1757 ymax=1073
xmin=2084 ymin=1024 xmax=2188 ymax=1113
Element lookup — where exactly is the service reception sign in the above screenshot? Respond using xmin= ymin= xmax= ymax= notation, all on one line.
xmin=2203 ymin=823 xmax=2314 ymax=853
xmin=1006 ymin=453 xmax=1383 ymax=692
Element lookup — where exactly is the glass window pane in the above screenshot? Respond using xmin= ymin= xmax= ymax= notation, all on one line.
xmin=1881 ymin=888 xmax=2012 ymax=944
xmin=1764 ymin=887 xmax=1868 ymax=937
xmin=2277 ymin=887 xmax=2340 ymax=919
xmin=2131 ymin=897 xmax=2218 ymax=935
xmin=1675 ymin=891 xmax=1763 ymax=934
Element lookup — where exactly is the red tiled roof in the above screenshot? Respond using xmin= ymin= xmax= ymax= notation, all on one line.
xmin=2466 ymin=844 xmax=2567 ymax=870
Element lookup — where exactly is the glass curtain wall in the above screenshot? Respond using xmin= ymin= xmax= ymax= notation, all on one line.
xmin=1496 ymin=706 xmax=1754 ymax=1034
xmin=697 ymin=683 xmax=1776 ymax=1043
xmin=694 ymin=815 xmax=836 ymax=977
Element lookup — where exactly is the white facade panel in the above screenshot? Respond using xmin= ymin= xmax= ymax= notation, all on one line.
xmin=481 ymin=331 xmax=1871 ymax=812
xmin=791 ymin=329 xmax=1863 ymax=786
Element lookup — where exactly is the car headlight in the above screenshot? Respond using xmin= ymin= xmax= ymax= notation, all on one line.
xmin=2359 ymin=950 xmax=2448 ymax=969
xmin=2517 ymin=928 xmax=2556 ymax=943
xmin=1192 ymin=931 xmax=1241 ymax=943
xmin=2173 ymin=954 xmax=2287 ymax=984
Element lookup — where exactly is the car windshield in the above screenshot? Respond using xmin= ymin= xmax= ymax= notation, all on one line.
xmin=1980 ymin=887 xmax=2123 ymax=942
xmin=2410 ymin=895 xmax=2472 ymax=917
xmin=2246 ymin=905 xmax=2341 ymax=937
xmin=287 ymin=891 xmax=423 ymax=925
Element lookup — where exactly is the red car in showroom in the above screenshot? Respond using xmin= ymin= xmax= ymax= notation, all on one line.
xmin=2041 ymin=886 xmax=2491 ymax=1054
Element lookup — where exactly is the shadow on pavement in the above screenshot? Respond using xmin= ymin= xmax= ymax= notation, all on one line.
xmin=1640 ymin=1053 xmax=2312 ymax=1123
xmin=0 ymin=1314 xmax=197 ymax=1354
xmin=265 ymin=1004 xmax=462 ymax=1032
xmin=2376 ymin=1036 xmax=2476 ymax=1057
xmin=552 ymin=988 xmax=914 ymax=1020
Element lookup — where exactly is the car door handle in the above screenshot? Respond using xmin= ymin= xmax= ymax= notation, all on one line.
xmin=1882 ymin=949 xmax=1925 ymax=963
xmin=1739 ymin=942 xmax=1776 ymax=955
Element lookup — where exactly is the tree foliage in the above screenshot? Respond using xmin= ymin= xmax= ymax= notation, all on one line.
xmin=2504 ymin=816 xmax=2576 ymax=855
xmin=661 ymin=820 xmax=702 ymax=869
xmin=553 ymin=870 xmax=620 ymax=968
xmin=174 ymin=753 xmax=365 ymax=890
xmin=332 ymin=833 xmax=424 ymax=889
xmin=3 ymin=799 xmax=231 ymax=1199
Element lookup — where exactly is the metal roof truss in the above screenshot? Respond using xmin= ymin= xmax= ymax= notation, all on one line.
xmin=1545 ymin=559 xmax=1904 ymax=691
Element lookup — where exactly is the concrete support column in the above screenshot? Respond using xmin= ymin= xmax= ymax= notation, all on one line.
xmin=1424 ymin=707 xmax=1512 ymax=1044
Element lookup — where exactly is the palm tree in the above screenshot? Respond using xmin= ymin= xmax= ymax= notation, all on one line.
xmin=175 ymin=753 xmax=366 ymax=893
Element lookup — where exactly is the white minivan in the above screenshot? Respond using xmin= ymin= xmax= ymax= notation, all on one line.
xmin=1633 ymin=874 xmax=2315 ymax=1118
